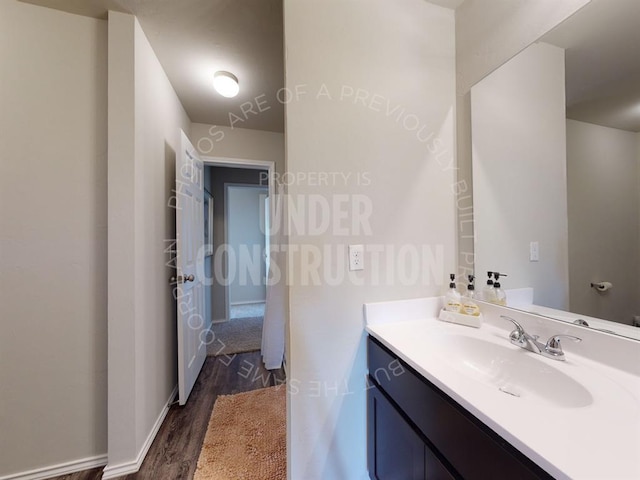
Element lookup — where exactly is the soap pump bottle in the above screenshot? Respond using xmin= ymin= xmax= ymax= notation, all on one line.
xmin=444 ymin=273 xmax=462 ymax=313
xmin=462 ymin=275 xmax=481 ymax=316
xmin=492 ymin=272 xmax=508 ymax=306
xmin=481 ymin=271 xmax=495 ymax=303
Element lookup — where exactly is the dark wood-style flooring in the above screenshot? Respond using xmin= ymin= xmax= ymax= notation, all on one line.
xmin=51 ymin=352 xmax=286 ymax=480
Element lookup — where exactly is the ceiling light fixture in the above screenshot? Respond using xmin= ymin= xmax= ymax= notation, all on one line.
xmin=213 ymin=71 xmax=239 ymax=98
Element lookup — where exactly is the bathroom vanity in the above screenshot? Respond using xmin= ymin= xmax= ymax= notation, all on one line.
xmin=365 ymin=297 xmax=640 ymax=480
xmin=368 ymin=336 xmax=551 ymax=479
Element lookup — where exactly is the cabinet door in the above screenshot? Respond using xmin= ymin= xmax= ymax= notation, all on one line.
xmin=425 ymin=445 xmax=456 ymax=480
xmin=368 ymin=386 xmax=425 ymax=480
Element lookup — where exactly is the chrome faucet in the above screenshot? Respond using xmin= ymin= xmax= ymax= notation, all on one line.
xmin=500 ymin=316 xmax=581 ymax=361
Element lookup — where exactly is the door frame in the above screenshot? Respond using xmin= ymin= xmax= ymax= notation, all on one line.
xmin=202 ymin=156 xmax=275 ymax=322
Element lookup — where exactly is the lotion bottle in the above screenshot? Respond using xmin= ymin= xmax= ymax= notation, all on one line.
xmin=462 ymin=275 xmax=481 ymax=316
xmin=481 ymin=271 xmax=495 ymax=303
xmin=444 ymin=273 xmax=462 ymax=313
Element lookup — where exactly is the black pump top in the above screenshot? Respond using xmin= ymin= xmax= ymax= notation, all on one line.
xmin=449 ymin=273 xmax=456 ymax=289
xmin=493 ymin=272 xmax=508 ymax=281
xmin=493 ymin=272 xmax=507 ymax=289
xmin=467 ymin=275 xmax=475 ymax=290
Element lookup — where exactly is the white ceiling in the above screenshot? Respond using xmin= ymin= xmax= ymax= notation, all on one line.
xmin=21 ymin=0 xmax=285 ymax=133
xmin=542 ymin=0 xmax=640 ymax=132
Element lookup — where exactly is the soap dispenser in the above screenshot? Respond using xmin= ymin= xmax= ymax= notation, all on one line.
xmin=481 ymin=271 xmax=495 ymax=303
xmin=492 ymin=272 xmax=508 ymax=306
xmin=444 ymin=273 xmax=462 ymax=312
xmin=462 ymin=275 xmax=481 ymax=316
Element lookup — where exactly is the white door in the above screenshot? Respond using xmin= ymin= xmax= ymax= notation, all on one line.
xmin=176 ymin=130 xmax=206 ymax=405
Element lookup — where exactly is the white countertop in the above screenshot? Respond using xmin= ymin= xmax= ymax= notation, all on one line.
xmin=365 ymin=298 xmax=640 ymax=480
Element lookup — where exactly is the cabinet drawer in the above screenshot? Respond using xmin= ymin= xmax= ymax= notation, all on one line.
xmin=368 ymin=337 xmax=552 ymax=480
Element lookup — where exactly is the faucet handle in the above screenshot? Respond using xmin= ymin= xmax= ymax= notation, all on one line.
xmin=544 ymin=334 xmax=582 ymax=359
xmin=500 ymin=315 xmax=524 ymax=333
xmin=500 ymin=315 xmax=526 ymax=342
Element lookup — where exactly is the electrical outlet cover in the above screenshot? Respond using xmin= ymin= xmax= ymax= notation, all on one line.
xmin=529 ymin=241 xmax=539 ymax=262
xmin=349 ymin=244 xmax=364 ymax=271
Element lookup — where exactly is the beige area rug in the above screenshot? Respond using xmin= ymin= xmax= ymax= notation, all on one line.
xmin=206 ymin=316 xmax=263 ymax=356
xmin=194 ymin=386 xmax=286 ymax=480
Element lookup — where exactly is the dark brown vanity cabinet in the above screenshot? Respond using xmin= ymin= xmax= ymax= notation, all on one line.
xmin=367 ymin=336 xmax=553 ymax=480
xmin=368 ymin=386 xmax=454 ymax=480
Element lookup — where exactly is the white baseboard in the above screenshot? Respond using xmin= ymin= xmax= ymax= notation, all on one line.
xmin=102 ymin=384 xmax=178 ymax=479
xmin=230 ymin=300 xmax=265 ymax=306
xmin=211 ymin=317 xmax=228 ymax=324
xmin=0 ymin=455 xmax=107 ymax=480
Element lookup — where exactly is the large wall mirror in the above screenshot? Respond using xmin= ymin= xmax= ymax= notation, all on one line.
xmin=470 ymin=0 xmax=640 ymax=341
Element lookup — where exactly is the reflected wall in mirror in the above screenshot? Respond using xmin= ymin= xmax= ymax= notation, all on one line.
xmin=470 ymin=0 xmax=640 ymax=341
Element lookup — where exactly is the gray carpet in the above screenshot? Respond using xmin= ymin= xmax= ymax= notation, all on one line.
xmin=230 ymin=302 xmax=266 ymax=319
xmin=206 ymin=316 xmax=263 ymax=356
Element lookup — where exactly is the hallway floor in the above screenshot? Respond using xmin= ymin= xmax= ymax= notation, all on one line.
xmin=230 ymin=302 xmax=265 ymax=319
xmin=51 ymin=352 xmax=285 ymax=480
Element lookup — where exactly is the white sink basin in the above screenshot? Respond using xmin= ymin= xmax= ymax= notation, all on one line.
xmin=431 ymin=334 xmax=593 ymax=408
xmin=365 ymin=297 xmax=640 ymax=479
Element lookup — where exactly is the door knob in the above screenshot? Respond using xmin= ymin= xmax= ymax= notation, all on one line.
xmin=184 ymin=274 xmax=195 ymax=282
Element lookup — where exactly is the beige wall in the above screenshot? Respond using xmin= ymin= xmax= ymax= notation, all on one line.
xmin=0 ymin=0 xmax=108 ymax=476
xmin=284 ymin=0 xmax=456 ymax=477
xmin=228 ymin=186 xmax=268 ymax=305
xmin=567 ymin=120 xmax=640 ymax=324
xmin=472 ymin=43 xmax=569 ymax=309
xmin=192 ymin=123 xmax=285 ymax=173
xmin=106 ymin=12 xmax=191 ymax=476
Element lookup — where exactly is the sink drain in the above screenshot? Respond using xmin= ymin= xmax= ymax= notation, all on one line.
xmin=499 ymin=385 xmax=522 ymax=397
